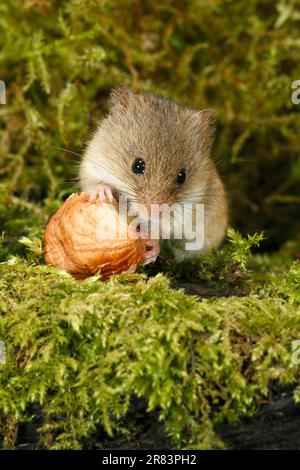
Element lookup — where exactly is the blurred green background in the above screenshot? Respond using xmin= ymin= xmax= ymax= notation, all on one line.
xmin=1 ymin=0 xmax=300 ymax=255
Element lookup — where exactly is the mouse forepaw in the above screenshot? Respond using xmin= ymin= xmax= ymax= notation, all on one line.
xmin=143 ymin=239 xmax=160 ymax=265
xmin=86 ymin=184 xmax=114 ymax=203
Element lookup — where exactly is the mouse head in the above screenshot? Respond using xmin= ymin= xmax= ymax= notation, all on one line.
xmin=87 ymin=87 xmax=216 ymax=213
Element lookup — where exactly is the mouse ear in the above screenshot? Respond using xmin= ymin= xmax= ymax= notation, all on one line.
xmin=109 ymin=87 xmax=136 ymax=112
xmin=194 ymin=109 xmax=216 ymax=150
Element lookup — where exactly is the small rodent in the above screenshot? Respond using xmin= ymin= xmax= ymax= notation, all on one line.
xmin=80 ymin=87 xmax=228 ymax=264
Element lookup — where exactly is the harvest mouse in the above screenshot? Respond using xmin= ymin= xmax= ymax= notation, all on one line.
xmin=80 ymin=87 xmax=228 ymax=264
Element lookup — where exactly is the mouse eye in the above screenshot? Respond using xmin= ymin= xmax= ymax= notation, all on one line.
xmin=177 ymin=169 xmax=186 ymax=184
xmin=132 ymin=158 xmax=145 ymax=175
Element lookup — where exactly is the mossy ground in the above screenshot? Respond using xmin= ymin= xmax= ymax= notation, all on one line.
xmin=0 ymin=225 xmax=300 ymax=449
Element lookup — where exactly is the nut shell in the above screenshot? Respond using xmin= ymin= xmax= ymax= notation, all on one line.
xmin=44 ymin=193 xmax=146 ymax=280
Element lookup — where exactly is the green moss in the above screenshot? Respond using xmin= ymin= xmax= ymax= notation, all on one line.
xmin=158 ymin=229 xmax=265 ymax=287
xmin=0 ymin=236 xmax=300 ymax=448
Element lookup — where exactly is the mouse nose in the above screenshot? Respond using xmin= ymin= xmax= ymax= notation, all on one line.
xmin=142 ymin=190 xmax=165 ymax=207
xmin=140 ymin=193 xmax=154 ymax=212
xmin=140 ymin=188 xmax=173 ymax=213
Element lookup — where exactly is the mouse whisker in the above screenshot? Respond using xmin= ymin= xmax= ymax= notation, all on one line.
xmin=179 ymin=193 xmax=226 ymax=202
xmin=50 ymin=145 xmax=83 ymax=159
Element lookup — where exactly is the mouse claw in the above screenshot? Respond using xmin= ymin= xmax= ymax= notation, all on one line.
xmin=87 ymin=184 xmax=114 ymax=203
xmin=143 ymin=239 xmax=160 ymax=265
